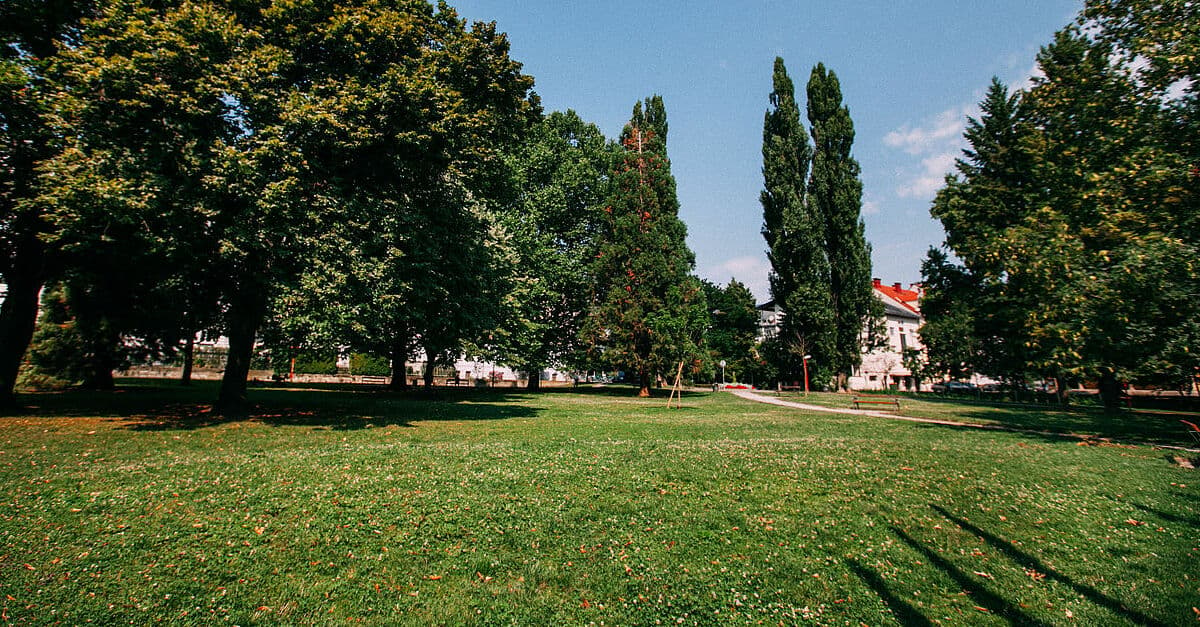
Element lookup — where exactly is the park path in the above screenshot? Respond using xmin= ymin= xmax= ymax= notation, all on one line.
xmin=727 ymin=389 xmax=1199 ymax=453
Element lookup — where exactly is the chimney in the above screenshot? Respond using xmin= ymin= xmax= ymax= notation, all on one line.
xmin=872 ymin=278 xmax=881 ymax=287
xmin=893 ymin=282 xmax=902 ymax=291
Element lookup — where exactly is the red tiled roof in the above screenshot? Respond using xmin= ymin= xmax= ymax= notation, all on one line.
xmin=873 ymin=279 xmax=921 ymax=314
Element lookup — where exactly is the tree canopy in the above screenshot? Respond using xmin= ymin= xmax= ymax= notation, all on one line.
xmin=923 ymin=0 xmax=1199 ymax=402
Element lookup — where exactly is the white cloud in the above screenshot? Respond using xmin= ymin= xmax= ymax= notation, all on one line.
xmin=862 ymin=199 xmax=881 ymax=215
xmin=896 ymin=152 xmax=958 ymax=199
xmin=700 ymin=256 xmax=771 ymax=303
xmin=1007 ymin=62 xmax=1044 ymax=93
xmin=885 ymin=102 xmax=977 ymax=201
xmin=883 ymin=105 xmax=972 ymax=155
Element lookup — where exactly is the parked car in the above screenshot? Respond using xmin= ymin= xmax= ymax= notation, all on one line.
xmin=931 ymin=381 xmax=977 ymax=394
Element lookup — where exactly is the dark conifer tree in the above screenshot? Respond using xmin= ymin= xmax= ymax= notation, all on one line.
xmin=584 ymin=96 xmax=705 ymax=397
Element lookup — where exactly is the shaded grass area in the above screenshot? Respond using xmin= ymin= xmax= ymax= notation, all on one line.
xmin=1 ymin=382 xmax=1196 ymax=625
xmin=778 ymin=391 xmax=1196 ymax=446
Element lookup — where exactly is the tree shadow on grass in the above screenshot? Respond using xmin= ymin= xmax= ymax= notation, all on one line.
xmin=116 ymin=399 xmax=543 ymax=432
xmin=929 ymin=504 xmax=1166 ymax=627
xmin=911 ymin=405 xmax=1190 ymax=446
xmin=904 ymin=417 xmax=1189 ymax=450
xmin=2 ymin=382 xmax=542 ymax=432
xmin=845 ymin=558 xmax=933 ymax=626
xmin=1129 ymin=501 xmax=1200 ymax=528
xmin=890 ymin=525 xmax=1051 ymax=626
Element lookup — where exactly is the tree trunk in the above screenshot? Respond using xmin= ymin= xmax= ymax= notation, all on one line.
xmin=216 ymin=289 xmax=266 ymax=414
xmin=82 ymin=346 xmax=115 ymax=390
xmin=526 ymin=367 xmax=542 ymax=391
xmin=423 ymin=361 xmax=435 ymax=389
xmin=637 ymin=367 xmax=650 ymax=397
xmin=389 ymin=332 xmax=409 ymax=391
xmin=0 ymin=238 xmax=45 ymax=408
xmin=180 ymin=333 xmax=195 ymax=386
xmin=1052 ymin=375 xmax=1069 ymax=406
xmin=1098 ymin=369 xmax=1121 ymax=413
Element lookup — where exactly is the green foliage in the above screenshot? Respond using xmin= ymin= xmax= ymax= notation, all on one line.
xmin=26 ymin=283 xmax=129 ymax=389
xmin=583 ymin=97 xmax=705 ymax=395
xmin=0 ymin=0 xmax=97 ymax=406
xmin=926 ymin=6 xmax=1199 ymax=390
xmin=806 ymin=63 xmax=880 ymax=388
xmin=292 ymin=352 xmax=339 ymax=376
xmin=349 ymin=353 xmax=391 ymax=377
xmin=701 ymin=279 xmax=759 ymax=381
xmin=486 ymin=110 xmax=610 ymax=379
xmin=760 ymin=59 xmax=879 ymax=388
xmin=760 ymin=58 xmax=835 ymax=386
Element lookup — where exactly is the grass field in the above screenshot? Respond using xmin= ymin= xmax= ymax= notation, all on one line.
xmin=1 ymin=382 xmax=1196 ymax=625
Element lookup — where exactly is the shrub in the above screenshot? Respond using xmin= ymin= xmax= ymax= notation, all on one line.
xmin=350 ymin=353 xmax=391 ymax=376
xmin=293 ymin=353 xmax=338 ymax=375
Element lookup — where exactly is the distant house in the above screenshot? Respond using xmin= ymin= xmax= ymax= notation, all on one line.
xmin=849 ymin=279 xmax=926 ymax=391
xmin=756 ymin=278 xmax=930 ymax=391
xmin=756 ymin=300 xmax=783 ymax=343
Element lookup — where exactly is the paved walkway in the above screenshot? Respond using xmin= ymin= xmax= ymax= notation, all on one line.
xmin=728 ymin=389 xmax=1199 ymax=453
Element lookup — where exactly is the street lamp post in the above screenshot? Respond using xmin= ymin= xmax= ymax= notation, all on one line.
xmin=719 ymin=360 xmax=726 ymax=386
xmin=802 ymin=354 xmax=812 ymax=396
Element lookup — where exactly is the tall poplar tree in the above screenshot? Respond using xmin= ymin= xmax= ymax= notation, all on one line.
xmin=806 ymin=63 xmax=880 ymax=390
xmin=760 ymin=57 xmax=834 ymax=384
xmin=583 ymin=96 xmax=705 ymax=397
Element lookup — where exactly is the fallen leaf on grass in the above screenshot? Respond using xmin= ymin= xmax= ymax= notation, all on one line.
xmin=426 ymin=575 xmax=441 ymax=580
xmin=974 ymin=606 xmax=989 ymax=612
xmin=1125 ymin=519 xmax=1145 ymax=526
xmin=973 ymin=571 xmax=993 ymax=580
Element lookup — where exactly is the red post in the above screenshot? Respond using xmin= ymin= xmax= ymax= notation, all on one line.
xmin=803 ymin=357 xmax=809 ymax=396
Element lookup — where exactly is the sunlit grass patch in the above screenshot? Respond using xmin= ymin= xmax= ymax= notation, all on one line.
xmin=0 ymin=384 xmax=1195 ymax=624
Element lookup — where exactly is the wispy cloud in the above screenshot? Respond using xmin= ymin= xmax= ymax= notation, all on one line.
xmin=896 ymin=152 xmax=958 ymax=199
xmin=884 ymin=104 xmax=975 ymax=201
xmin=883 ymin=105 xmax=972 ymax=156
xmin=700 ymin=255 xmax=771 ymax=303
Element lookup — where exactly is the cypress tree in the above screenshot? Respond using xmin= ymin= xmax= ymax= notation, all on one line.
xmin=584 ymin=96 xmax=704 ymax=397
xmin=760 ymin=57 xmax=834 ymax=385
xmin=806 ymin=63 xmax=879 ymax=390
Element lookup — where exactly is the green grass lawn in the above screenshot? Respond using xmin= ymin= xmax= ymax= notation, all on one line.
xmin=1 ymin=382 xmax=1196 ymax=625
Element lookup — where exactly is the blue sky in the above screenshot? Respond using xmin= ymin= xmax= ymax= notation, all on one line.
xmin=451 ymin=0 xmax=1082 ymax=301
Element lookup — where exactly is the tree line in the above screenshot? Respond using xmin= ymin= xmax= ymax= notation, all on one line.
xmin=2 ymin=0 xmax=774 ymax=410
xmin=919 ymin=0 xmax=1198 ymax=407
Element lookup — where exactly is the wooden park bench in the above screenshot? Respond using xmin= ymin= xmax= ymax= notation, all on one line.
xmin=852 ymin=395 xmax=901 ymax=411
xmin=360 ymin=375 xmax=389 ymax=386
xmin=776 ymin=382 xmax=806 ymax=395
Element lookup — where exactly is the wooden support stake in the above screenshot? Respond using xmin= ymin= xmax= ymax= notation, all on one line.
xmin=667 ymin=360 xmax=685 ymax=409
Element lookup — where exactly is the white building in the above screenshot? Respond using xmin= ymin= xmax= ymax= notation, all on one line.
xmin=756 ymin=279 xmax=930 ymax=391
xmin=849 ymin=279 xmax=926 ymax=391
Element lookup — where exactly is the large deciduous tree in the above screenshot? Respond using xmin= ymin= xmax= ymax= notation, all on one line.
xmin=0 ymin=0 xmax=95 ymax=407
xmin=262 ymin=2 xmax=536 ymax=392
xmin=583 ymin=96 xmax=705 ymax=397
xmin=490 ymin=110 xmax=610 ymax=389
xmin=701 ymin=279 xmax=759 ymax=382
